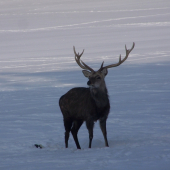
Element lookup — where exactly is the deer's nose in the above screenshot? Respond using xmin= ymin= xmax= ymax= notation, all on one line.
xmin=87 ymin=80 xmax=91 ymax=86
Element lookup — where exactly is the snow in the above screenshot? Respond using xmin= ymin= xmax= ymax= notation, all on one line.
xmin=0 ymin=0 xmax=170 ymax=169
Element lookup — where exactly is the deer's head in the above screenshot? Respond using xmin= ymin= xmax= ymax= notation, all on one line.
xmin=73 ymin=43 xmax=135 ymax=91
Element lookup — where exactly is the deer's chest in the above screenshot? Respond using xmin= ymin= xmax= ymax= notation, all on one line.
xmin=92 ymin=104 xmax=110 ymax=121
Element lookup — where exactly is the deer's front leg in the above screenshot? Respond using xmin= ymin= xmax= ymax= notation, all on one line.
xmin=99 ymin=117 xmax=109 ymax=147
xmin=86 ymin=120 xmax=94 ymax=148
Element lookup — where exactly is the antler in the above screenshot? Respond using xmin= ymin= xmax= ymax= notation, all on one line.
xmin=99 ymin=42 xmax=135 ymax=71
xmin=73 ymin=46 xmax=94 ymax=72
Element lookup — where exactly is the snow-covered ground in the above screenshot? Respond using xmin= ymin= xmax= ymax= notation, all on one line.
xmin=0 ymin=0 xmax=170 ymax=169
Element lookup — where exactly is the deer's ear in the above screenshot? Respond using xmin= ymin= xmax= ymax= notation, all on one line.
xmin=82 ymin=70 xmax=92 ymax=78
xmin=101 ymin=68 xmax=108 ymax=77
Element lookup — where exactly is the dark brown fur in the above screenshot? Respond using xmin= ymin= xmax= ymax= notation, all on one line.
xmin=59 ymin=86 xmax=110 ymax=149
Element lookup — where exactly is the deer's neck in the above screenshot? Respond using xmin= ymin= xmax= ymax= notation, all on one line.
xmin=90 ymin=87 xmax=109 ymax=108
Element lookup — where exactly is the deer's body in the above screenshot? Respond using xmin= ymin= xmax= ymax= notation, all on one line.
xmin=59 ymin=42 xmax=135 ymax=149
xmin=59 ymin=87 xmax=110 ymax=121
xmin=59 ymin=79 xmax=110 ymax=149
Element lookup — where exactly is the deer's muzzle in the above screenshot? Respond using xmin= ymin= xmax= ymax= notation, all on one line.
xmin=87 ymin=80 xmax=91 ymax=86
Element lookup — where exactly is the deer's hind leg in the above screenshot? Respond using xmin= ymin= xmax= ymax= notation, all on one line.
xmin=64 ymin=118 xmax=73 ymax=148
xmin=71 ymin=120 xmax=83 ymax=149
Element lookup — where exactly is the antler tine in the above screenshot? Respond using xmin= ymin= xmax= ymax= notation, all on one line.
xmin=81 ymin=60 xmax=95 ymax=72
xmin=73 ymin=46 xmax=85 ymax=69
xmin=100 ymin=42 xmax=135 ymax=70
xmin=73 ymin=46 xmax=94 ymax=72
xmin=98 ymin=61 xmax=104 ymax=72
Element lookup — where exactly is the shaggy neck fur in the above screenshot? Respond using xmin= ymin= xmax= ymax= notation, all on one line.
xmin=90 ymin=87 xmax=109 ymax=108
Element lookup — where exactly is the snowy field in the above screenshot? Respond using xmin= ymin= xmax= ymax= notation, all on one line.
xmin=0 ymin=0 xmax=170 ymax=169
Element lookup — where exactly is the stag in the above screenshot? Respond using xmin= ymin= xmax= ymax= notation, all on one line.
xmin=59 ymin=43 xmax=135 ymax=149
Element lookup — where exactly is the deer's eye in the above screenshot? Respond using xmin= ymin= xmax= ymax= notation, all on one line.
xmin=96 ymin=76 xmax=101 ymax=80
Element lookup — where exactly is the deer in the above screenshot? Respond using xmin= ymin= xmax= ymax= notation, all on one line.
xmin=59 ymin=42 xmax=135 ymax=149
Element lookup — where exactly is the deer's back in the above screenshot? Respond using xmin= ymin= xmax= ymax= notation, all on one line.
xmin=59 ymin=87 xmax=98 ymax=120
